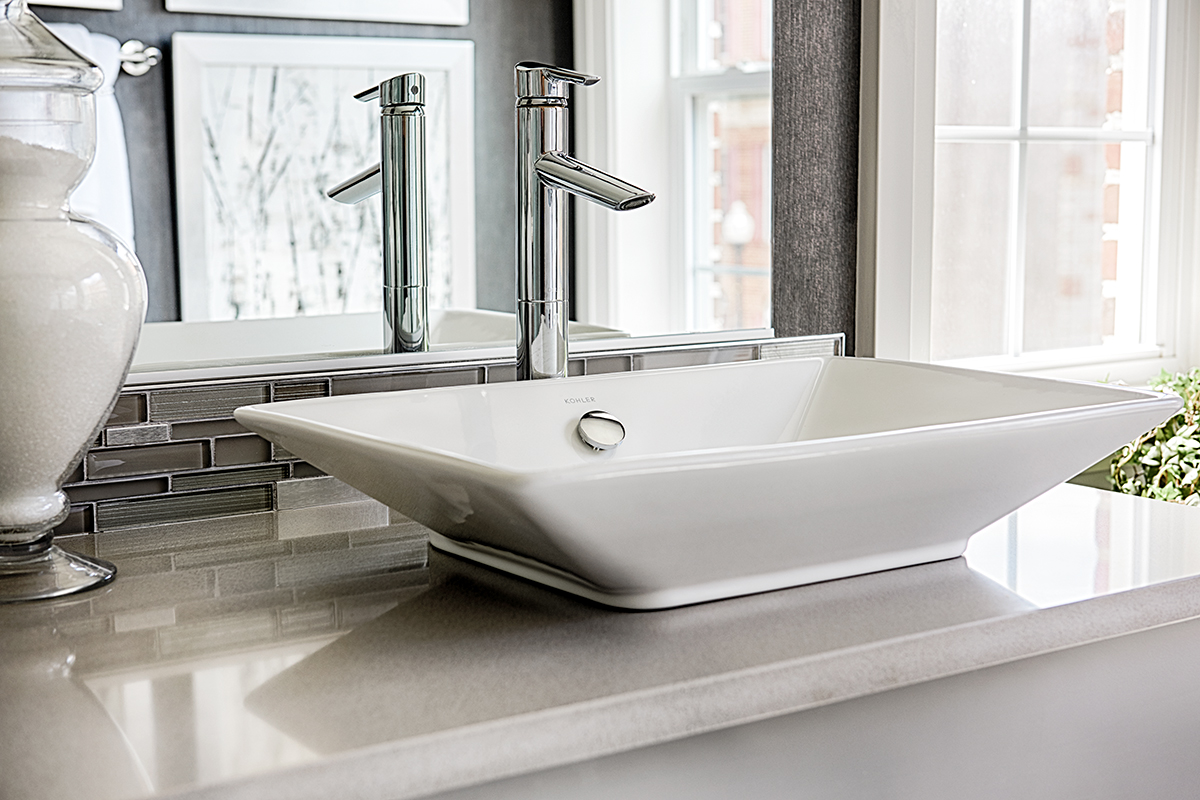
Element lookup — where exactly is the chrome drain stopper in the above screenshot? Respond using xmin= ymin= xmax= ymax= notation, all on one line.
xmin=577 ymin=410 xmax=625 ymax=451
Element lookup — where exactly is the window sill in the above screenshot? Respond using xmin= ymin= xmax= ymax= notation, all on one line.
xmin=936 ymin=344 xmax=1182 ymax=385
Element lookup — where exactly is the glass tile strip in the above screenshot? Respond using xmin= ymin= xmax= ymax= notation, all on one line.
xmin=104 ymin=424 xmax=170 ymax=447
xmin=172 ymin=464 xmax=289 ymax=492
xmin=96 ymin=485 xmax=274 ymax=530
xmin=485 ymin=364 xmax=517 ymax=383
xmin=171 ymin=419 xmax=248 ymax=439
xmin=86 ymin=441 xmax=209 ymax=480
xmin=53 ymin=505 xmax=94 ymax=536
xmin=276 ymin=476 xmax=371 ymax=510
xmin=213 ymin=435 xmax=273 ymax=467
xmin=94 ymin=512 xmax=276 ymax=559
xmin=272 ymin=380 xmax=331 ymax=402
xmin=330 ymin=368 xmax=484 ymax=396
xmin=148 ymin=384 xmax=269 ymax=422
xmin=66 ymin=477 xmax=170 ymax=503
xmin=106 ymin=394 xmax=146 ymax=426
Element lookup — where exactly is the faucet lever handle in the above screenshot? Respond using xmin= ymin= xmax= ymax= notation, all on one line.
xmin=354 ymin=72 xmax=426 ymax=107
xmin=515 ymin=61 xmax=599 ymax=99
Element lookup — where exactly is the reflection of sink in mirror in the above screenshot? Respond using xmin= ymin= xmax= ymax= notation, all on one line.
xmin=131 ymin=308 xmax=628 ymax=370
xmin=235 ymin=357 xmax=1179 ymax=609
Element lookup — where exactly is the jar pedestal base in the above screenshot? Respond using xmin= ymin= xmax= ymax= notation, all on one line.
xmin=0 ymin=545 xmax=116 ymax=603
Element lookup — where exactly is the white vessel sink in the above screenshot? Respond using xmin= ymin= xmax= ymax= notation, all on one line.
xmin=235 ymin=357 xmax=1179 ymax=609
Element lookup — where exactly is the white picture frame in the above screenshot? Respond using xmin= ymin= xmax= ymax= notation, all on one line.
xmin=32 ymin=0 xmax=123 ymax=10
xmin=165 ymin=0 xmax=467 ymax=26
xmin=172 ymin=32 xmax=475 ymax=327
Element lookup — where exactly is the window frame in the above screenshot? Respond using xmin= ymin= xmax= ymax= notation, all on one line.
xmin=860 ymin=0 xmax=1200 ymax=384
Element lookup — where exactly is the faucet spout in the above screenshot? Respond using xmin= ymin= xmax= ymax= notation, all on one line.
xmin=534 ymin=152 xmax=655 ymax=211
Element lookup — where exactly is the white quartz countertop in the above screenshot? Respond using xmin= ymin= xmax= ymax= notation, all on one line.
xmin=5 ymin=483 xmax=1200 ymax=800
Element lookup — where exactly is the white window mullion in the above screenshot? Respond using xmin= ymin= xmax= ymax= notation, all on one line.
xmin=1006 ymin=0 xmax=1033 ymax=358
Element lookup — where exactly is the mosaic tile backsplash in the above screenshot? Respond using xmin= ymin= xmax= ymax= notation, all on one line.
xmin=57 ymin=336 xmax=844 ymax=542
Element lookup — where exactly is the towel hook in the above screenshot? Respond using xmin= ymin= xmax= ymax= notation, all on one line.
xmin=119 ymin=40 xmax=161 ymax=76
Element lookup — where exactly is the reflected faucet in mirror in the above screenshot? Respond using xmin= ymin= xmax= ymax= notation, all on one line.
xmin=515 ymin=62 xmax=655 ymax=380
xmin=327 ymin=72 xmax=430 ymax=354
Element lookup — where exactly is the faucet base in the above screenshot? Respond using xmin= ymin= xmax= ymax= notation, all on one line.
xmin=384 ymin=286 xmax=429 ymax=353
xmin=517 ymin=300 xmax=567 ymax=379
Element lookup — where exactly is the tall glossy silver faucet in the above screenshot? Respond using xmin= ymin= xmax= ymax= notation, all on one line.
xmin=328 ymin=72 xmax=429 ymax=353
xmin=515 ymin=62 xmax=655 ymax=380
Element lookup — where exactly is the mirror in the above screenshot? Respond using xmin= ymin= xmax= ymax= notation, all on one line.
xmin=33 ymin=0 xmax=774 ymax=371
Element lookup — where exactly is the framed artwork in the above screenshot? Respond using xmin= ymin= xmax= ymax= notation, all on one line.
xmin=164 ymin=0 xmax=467 ymax=26
xmin=33 ymin=0 xmax=123 ymax=9
xmin=172 ymin=32 xmax=475 ymax=324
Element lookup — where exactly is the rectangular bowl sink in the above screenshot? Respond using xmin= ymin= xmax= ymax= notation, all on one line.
xmin=235 ymin=357 xmax=1180 ymax=609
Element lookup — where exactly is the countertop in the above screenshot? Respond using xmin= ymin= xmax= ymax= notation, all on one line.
xmin=5 ymin=483 xmax=1200 ymax=800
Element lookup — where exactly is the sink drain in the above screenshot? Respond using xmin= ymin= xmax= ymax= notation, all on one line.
xmin=577 ymin=410 xmax=625 ymax=451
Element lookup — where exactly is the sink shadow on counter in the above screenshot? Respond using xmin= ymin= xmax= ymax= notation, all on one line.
xmin=244 ymin=551 xmax=1034 ymax=753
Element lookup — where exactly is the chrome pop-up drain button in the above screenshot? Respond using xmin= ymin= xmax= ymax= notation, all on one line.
xmin=577 ymin=410 xmax=625 ymax=451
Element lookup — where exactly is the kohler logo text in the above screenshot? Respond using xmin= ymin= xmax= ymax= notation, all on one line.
xmin=564 ymin=397 xmax=596 ymax=404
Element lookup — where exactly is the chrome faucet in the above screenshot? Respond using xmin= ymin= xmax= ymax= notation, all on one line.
xmin=328 ymin=72 xmax=429 ymax=353
xmin=515 ymin=62 xmax=654 ymax=380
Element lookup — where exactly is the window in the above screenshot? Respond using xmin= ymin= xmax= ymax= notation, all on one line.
xmin=863 ymin=0 xmax=1200 ymax=383
xmin=933 ymin=0 xmax=1157 ymax=364
xmin=572 ymin=0 xmax=772 ymax=336
xmin=678 ymin=0 xmax=773 ymax=332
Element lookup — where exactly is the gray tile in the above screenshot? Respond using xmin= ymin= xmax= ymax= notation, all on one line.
xmin=72 ymin=630 xmax=158 ymax=673
xmin=292 ymin=571 xmax=430 ymax=604
xmin=113 ymin=607 xmax=177 ymax=633
xmin=289 ymin=531 xmax=351 ymax=554
xmin=56 ymin=531 xmax=96 ymax=557
xmin=279 ymin=602 xmax=337 ymax=637
xmin=272 ymin=380 xmax=330 ymax=402
xmin=568 ymin=359 xmax=585 ymax=376
xmin=276 ymin=540 xmax=429 ymax=587
xmin=759 ymin=334 xmax=845 ymax=359
xmin=54 ymin=506 xmax=94 ymax=536
xmin=95 ymin=512 xmax=276 ymax=558
xmin=111 ymin=554 xmax=175 ymax=577
xmin=64 ymin=462 xmax=84 ymax=484
xmin=106 ymin=394 xmax=146 ymax=427
xmin=634 ymin=346 xmax=757 ymax=371
xmin=86 ymin=441 xmax=208 ymax=480
xmin=172 ymin=464 xmax=288 ymax=492
xmin=173 ymin=589 xmax=296 ymax=623
xmin=272 ymin=443 xmax=296 ymax=461
xmin=276 ymin=476 xmax=371 ymax=510
xmin=54 ymin=615 xmax=113 ymax=638
xmin=65 ymin=477 xmax=169 ymax=503
xmin=171 ymin=419 xmax=248 ymax=439
xmin=486 ymin=364 xmax=517 ymax=383
xmin=149 ymin=384 xmax=270 ymax=422
xmin=335 ymin=594 xmax=402 ymax=628
xmin=331 ymin=367 xmax=484 ymax=396
xmin=174 ymin=539 xmax=292 ymax=569
xmin=348 ymin=520 xmax=430 ymax=548
xmin=585 ymin=355 xmax=632 ymax=375
xmin=291 ymin=462 xmax=326 ymax=479
xmin=276 ymin=500 xmax=390 ymax=539
xmin=105 ymin=424 xmax=170 ymax=447
xmin=217 ymin=560 xmax=278 ymax=596
xmin=158 ymin=610 xmax=277 ymax=658
xmin=96 ymin=486 xmax=274 ymax=531
xmin=92 ymin=569 xmax=216 ymax=614
xmin=213 ymin=434 xmax=273 ymax=467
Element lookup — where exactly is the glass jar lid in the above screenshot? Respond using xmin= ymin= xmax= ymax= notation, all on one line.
xmin=0 ymin=0 xmax=102 ymax=92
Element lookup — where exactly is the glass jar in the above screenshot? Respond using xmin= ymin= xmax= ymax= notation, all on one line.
xmin=0 ymin=0 xmax=147 ymax=601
